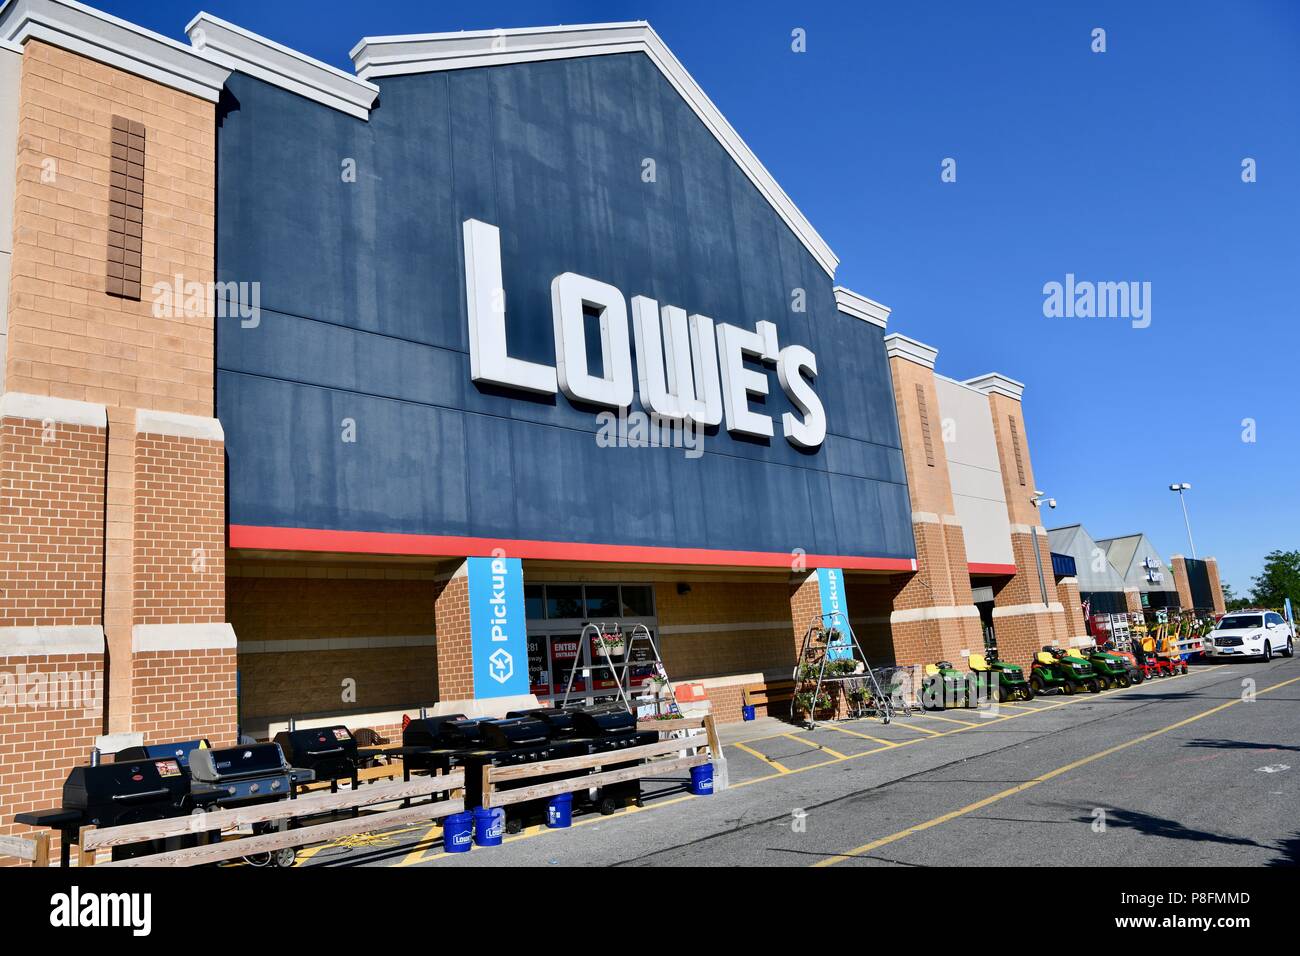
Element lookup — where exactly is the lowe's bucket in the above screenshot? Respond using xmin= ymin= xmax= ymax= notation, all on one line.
xmin=546 ymin=792 xmax=573 ymax=829
xmin=742 ymin=704 xmax=756 ymax=721
xmin=689 ymin=763 xmax=714 ymax=796
xmin=473 ymin=806 xmax=505 ymax=847
xmin=443 ymin=811 xmax=474 ymax=853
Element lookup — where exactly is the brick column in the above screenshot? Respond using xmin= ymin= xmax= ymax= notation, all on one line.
xmin=1056 ymin=576 xmax=1088 ymax=644
xmin=128 ymin=410 xmax=236 ymax=746
xmin=884 ymin=335 xmax=982 ymax=666
xmin=433 ymin=562 xmax=473 ymax=702
xmin=965 ymin=373 xmax=1062 ymax=668
xmin=1123 ymin=587 xmax=1144 ymax=617
xmin=790 ymin=571 xmax=822 ymax=657
xmin=1170 ymin=555 xmax=1194 ymax=610
xmin=0 ymin=393 xmax=108 ymax=859
xmin=1204 ymin=558 xmax=1226 ymax=615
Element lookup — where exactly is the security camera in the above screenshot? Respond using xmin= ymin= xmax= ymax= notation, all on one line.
xmin=1047 ymin=498 xmax=1057 ymax=509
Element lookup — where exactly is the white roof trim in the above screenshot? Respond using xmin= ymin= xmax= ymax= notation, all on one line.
xmin=0 ymin=0 xmax=230 ymax=101
xmin=133 ymin=622 xmax=237 ymax=653
xmin=882 ymin=332 xmax=938 ymax=370
xmin=833 ymin=286 xmax=889 ymax=328
xmin=0 ymin=390 xmax=106 ymax=427
xmin=186 ymin=12 xmax=378 ymax=120
xmin=135 ymin=407 xmax=225 ymax=441
xmin=350 ymin=21 xmax=839 ymax=277
xmin=964 ymin=372 xmax=1026 ymax=401
xmin=0 ymin=35 xmax=21 ymax=53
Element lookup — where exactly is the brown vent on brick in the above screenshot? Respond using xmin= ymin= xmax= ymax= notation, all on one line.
xmin=107 ymin=116 xmax=145 ymax=300
xmin=916 ymin=384 xmax=935 ymax=467
xmin=1009 ymin=415 xmax=1026 ymax=486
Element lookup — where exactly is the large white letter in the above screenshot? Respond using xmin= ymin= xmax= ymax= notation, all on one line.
xmin=463 ymin=219 xmax=557 ymax=394
xmin=715 ymin=323 xmax=775 ymax=438
xmin=777 ymin=344 xmax=826 ymax=448
xmin=551 ymin=272 xmax=634 ymax=409
xmin=630 ymin=298 xmax=722 ymax=426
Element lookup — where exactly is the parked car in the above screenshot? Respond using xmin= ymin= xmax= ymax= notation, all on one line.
xmin=1203 ymin=611 xmax=1295 ymax=661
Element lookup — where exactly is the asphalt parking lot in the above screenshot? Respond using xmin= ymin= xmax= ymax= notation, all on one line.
xmin=295 ymin=656 xmax=1300 ymax=867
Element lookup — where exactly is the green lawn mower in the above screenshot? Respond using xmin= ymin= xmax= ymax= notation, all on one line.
xmin=1071 ymin=645 xmax=1131 ymax=689
xmin=921 ymin=661 xmax=969 ymax=709
xmin=969 ymin=652 xmax=1034 ymax=701
xmin=1028 ymin=647 xmax=1101 ymax=696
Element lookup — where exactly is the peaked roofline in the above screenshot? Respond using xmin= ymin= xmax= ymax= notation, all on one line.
xmin=349 ymin=21 xmax=840 ymax=277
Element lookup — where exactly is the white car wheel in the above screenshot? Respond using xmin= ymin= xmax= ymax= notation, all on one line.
xmin=1285 ymin=638 xmax=1294 ymax=659
xmin=1262 ymin=642 xmax=1272 ymax=662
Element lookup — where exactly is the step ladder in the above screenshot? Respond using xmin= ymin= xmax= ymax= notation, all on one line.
xmin=560 ymin=622 xmax=681 ymax=718
xmin=792 ymin=611 xmax=895 ymax=728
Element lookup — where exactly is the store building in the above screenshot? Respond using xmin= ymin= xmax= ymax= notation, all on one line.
xmin=0 ymin=0 xmax=1117 ymax=847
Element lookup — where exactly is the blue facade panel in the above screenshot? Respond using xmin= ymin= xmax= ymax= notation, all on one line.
xmin=215 ymin=53 xmax=914 ymax=561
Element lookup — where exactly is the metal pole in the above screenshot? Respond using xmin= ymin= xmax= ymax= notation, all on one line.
xmin=1178 ymin=490 xmax=1197 ymax=558
xmin=1031 ymin=505 xmax=1049 ymax=606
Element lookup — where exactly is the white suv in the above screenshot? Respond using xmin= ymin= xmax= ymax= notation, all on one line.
xmin=1204 ymin=611 xmax=1295 ymax=661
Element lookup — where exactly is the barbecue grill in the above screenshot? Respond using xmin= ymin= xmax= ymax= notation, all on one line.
xmin=458 ymin=716 xmax=567 ymax=832
xmin=565 ymin=704 xmax=657 ymax=814
xmin=273 ymin=725 xmax=359 ymax=790
xmin=187 ymin=742 xmax=312 ymax=867
xmin=15 ymin=754 xmax=222 ymax=863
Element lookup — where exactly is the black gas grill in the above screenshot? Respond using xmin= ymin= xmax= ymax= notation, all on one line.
xmin=188 ymin=742 xmax=311 ymax=805
xmin=458 ymin=717 xmax=565 ymax=831
xmin=273 ymin=725 xmax=359 ymax=788
xmin=15 ymin=754 xmax=222 ymax=863
xmin=565 ymin=705 xmax=657 ymax=813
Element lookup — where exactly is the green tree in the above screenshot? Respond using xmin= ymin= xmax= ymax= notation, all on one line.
xmin=1221 ymin=582 xmax=1252 ymax=612
xmin=1250 ymin=550 xmax=1300 ymax=609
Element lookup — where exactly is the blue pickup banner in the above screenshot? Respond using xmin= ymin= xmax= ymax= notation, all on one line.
xmin=467 ymin=556 xmax=530 ymax=698
xmin=817 ymin=567 xmax=853 ymax=660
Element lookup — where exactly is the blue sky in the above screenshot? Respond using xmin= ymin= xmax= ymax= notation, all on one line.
xmin=95 ymin=0 xmax=1300 ymax=594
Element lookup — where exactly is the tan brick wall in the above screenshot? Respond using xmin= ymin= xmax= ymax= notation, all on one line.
xmin=0 ymin=416 xmax=104 ymax=627
xmin=1124 ymin=587 xmax=1143 ymax=616
xmin=654 ymin=578 xmax=803 ymax=680
xmin=7 ymin=41 xmax=216 ymax=415
xmin=131 ymin=648 xmax=236 ymax=746
xmin=1171 ymin=556 xmax=1194 ymax=610
xmin=0 ymin=651 xmax=103 ymax=864
xmin=433 ymin=568 xmax=472 ymax=700
xmin=228 ymin=566 xmax=438 ymax=720
xmin=1057 ymin=578 xmax=1087 ymax=640
xmin=1205 ymin=558 xmax=1226 ymax=615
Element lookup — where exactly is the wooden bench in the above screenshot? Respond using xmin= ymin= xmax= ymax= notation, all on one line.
xmin=481 ymin=715 xmax=721 ymax=810
xmin=76 ymin=771 xmax=464 ymax=868
xmin=0 ymin=831 xmax=50 ymax=867
xmin=743 ymin=679 xmax=796 ymax=713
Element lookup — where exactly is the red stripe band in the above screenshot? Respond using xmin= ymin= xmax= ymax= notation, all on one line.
xmin=228 ymin=524 xmax=917 ymax=572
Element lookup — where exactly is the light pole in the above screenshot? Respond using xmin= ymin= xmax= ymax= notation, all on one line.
xmin=1169 ymin=483 xmax=1196 ymax=558
xmin=1029 ymin=492 xmax=1057 ymax=606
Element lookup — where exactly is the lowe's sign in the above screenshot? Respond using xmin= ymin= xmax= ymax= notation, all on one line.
xmin=467 ymin=556 xmax=530 ymax=698
xmin=464 ymin=219 xmax=827 ymax=448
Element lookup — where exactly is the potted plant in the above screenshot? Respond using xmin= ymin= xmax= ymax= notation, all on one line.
xmin=595 ymin=634 xmax=625 ymax=657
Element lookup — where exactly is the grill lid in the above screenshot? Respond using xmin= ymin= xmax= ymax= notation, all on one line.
xmin=567 ymin=705 xmax=636 ymax=736
xmin=402 ymin=714 xmax=471 ymax=748
xmin=507 ymin=707 xmax=579 ymax=737
xmin=478 ymin=717 xmax=550 ymax=749
xmin=189 ymin=743 xmax=289 ymax=783
xmin=273 ymin=726 xmax=357 ymax=765
xmin=63 ymin=759 xmax=190 ymax=810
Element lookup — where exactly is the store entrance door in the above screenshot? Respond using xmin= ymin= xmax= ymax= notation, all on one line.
xmin=523 ymin=583 xmax=659 ymax=706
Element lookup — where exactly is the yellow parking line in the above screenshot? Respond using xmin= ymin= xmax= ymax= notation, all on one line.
xmin=911 ymin=711 xmax=979 ymax=727
xmin=786 ymin=733 xmax=847 ymax=759
xmin=732 ymin=742 xmax=792 ymax=774
xmin=812 ymin=670 xmax=1300 ymax=867
xmin=818 ymin=723 xmax=900 ymax=747
xmin=891 ymin=720 xmax=942 ymax=736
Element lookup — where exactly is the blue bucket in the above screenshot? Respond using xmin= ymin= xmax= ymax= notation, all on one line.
xmin=742 ymin=704 xmax=756 ymax=721
xmin=443 ymin=811 xmax=474 ymax=853
xmin=689 ymin=762 xmax=714 ymax=796
xmin=473 ymin=806 xmax=505 ymax=847
xmin=546 ymin=792 xmax=574 ymax=829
